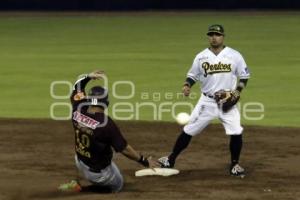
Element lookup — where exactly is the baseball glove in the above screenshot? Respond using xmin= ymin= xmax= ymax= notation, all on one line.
xmin=214 ymin=90 xmax=240 ymax=112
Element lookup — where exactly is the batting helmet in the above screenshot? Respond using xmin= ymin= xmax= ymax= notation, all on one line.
xmin=87 ymin=86 xmax=109 ymax=108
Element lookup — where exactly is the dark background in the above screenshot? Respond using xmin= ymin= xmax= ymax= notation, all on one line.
xmin=0 ymin=0 xmax=299 ymax=11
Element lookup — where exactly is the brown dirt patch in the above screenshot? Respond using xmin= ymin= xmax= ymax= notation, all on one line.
xmin=0 ymin=119 xmax=299 ymax=200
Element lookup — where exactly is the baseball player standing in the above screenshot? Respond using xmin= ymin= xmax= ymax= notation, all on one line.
xmin=59 ymin=70 xmax=157 ymax=193
xmin=159 ymin=24 xmax=250 ymax=178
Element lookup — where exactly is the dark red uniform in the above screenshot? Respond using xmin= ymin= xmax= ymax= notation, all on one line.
xmin=70 ymin=76 xmax=127 ymax=171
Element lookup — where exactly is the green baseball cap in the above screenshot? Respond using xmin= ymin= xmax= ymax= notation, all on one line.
xmin=207 ymin=24 xmax=225 ymax=35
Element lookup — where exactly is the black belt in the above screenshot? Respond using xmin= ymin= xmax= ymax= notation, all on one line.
xmin=89 ymin=167 xmax=102 ymax=173
xmin=203 ymin=93 xmax=214 ymax=99
xmin=77 ymin=156 xmax=105 ymax=173
xmin=88 ymin=163 xmax=111 ymax=173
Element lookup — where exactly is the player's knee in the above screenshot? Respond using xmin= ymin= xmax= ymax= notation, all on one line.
xmin=182 ymin=130 xmax=193 ymax=137
xmin=230 ymin=134 xmax=242 ymax=142
xmin=111 ymin=182 xmax=123 ymax=193
xmin=111 ymin=171 xmax=124 ymax=193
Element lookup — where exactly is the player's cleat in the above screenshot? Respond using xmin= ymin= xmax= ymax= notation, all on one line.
xmin=158 ymin=156 xmax=174 ymax=168
xmin=58 ymin=180 xmax=82 ymax=192
xmin=230 ymin=164 xmax=245 ymax=178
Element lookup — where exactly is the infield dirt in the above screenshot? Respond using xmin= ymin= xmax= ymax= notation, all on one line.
xmin=0 ymin=119 xmax=299 ymax=200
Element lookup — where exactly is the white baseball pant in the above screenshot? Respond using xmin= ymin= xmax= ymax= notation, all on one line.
xmin=184 ymin=94 xmax=243 ymax=136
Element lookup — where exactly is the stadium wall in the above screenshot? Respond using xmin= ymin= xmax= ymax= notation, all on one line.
xmin=0 ymin=0 xmax=299 ymax=11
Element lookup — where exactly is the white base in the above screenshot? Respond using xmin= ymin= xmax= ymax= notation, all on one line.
xmin=135 ymin=168 xmax=180 ymax=177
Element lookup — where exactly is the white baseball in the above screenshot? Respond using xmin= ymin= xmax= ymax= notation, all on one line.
xmin=175 ymin=112 xmax=190 ymax=125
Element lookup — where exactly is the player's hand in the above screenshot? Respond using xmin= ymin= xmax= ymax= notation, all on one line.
xmin=138 ymin=155 xmax=158 ymax=168
xmin=182 ymin=85 xmax=191 ymax=96
xmin=88 ymin=70 xmax=105 ymax=80
xmin=146 ymin=156 xmax=160 ymax=169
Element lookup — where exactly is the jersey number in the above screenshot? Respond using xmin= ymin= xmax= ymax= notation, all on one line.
xmin=91 ymin=98 xmax=98 ymax=105
xmin=76 ymin=131 xmax=90 ymax=148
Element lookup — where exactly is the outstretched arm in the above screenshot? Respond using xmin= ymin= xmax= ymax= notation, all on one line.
xmin=121 ymin=145 xmax=158 ymax=168
xmin=70 ymin=70 xmax=105 ymax=103
xmin=72 ymin=70 xmax=105 ymax=93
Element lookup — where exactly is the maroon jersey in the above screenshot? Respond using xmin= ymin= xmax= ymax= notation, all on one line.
xmin=70 ymin=76 xmax=127 ymax=171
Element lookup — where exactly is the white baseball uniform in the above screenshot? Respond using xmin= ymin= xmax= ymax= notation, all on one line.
xmin=183 ymin=46 xmax=250 ymax=136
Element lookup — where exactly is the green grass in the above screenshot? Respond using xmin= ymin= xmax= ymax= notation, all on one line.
xmin=0 ymin=12 xmax=299 ymax=127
